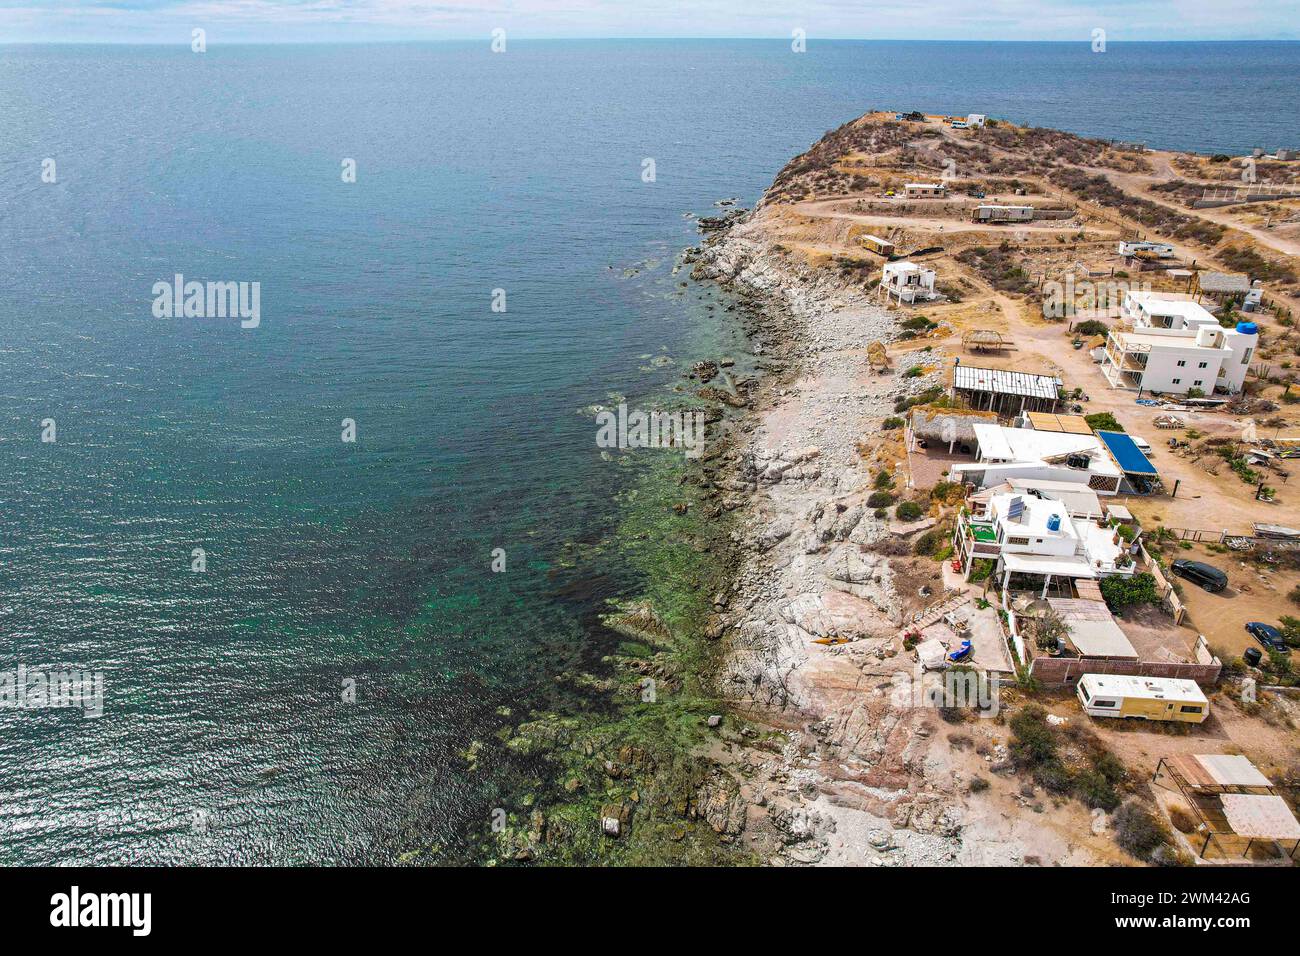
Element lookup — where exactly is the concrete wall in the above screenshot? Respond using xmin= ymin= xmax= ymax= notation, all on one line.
xmin=1141 ymin=347 xmax=1224 ymax=394
xmin=1029 ymin=655 xmax=1221 ymax=686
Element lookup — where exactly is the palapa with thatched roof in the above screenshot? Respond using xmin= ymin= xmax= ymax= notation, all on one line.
xmin=962 ymin=329 xmax=1010 ymax=353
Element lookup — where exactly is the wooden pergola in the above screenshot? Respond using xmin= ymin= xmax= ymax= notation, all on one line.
xmin=1152 ymin=754 xmax=1300 ymax=861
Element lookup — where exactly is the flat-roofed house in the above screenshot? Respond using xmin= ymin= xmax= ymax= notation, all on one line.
xmin=950 ymin=424 xmax=1124 ymax=495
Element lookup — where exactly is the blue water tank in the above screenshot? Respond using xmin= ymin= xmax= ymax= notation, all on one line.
xmin=1046 ymin=513 xmax=1061 ymax=532
xmin=1236 ymin=321 xmax=1259 ymax=336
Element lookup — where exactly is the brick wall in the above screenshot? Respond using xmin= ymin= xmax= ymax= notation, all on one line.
xmin=1029 ymin=655 xmax=1221 ymax=687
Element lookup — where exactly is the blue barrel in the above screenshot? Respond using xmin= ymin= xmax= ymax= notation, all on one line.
xmin=1046 ymin=513 xmax=1061 ymax=532
xmin=1236 ymin=321 xmax=1259 ymax=335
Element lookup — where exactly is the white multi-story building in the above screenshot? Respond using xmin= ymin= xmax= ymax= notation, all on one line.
xmin=953 ymin=489 xmax=1135 ymax=597
xmin=880 ymin=261 xmax=937 ymax=303
xmin=1100 ymin=291 xmax=1257 ymax=395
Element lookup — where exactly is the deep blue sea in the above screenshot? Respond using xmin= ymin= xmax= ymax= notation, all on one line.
xmin=0 ymin=40 xmax=1297 ymax=864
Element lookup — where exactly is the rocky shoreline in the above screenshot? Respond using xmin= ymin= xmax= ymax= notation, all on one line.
xmin=678 ymin=204 xmax=1046 ymax=866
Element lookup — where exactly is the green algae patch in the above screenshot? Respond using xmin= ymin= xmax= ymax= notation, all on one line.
xmin=477 ymin=437 xmax=757 ymax=866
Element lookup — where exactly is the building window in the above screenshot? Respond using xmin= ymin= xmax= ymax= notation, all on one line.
xmin=1007 ymin=536 xmax=1029 ymax=546
xmin=1197 ymin=361 xmax=1208 ymax=368
xmin=1193 ymin=380 xmax=1203 ymax=387
xmin=1092 ymin=699 xmax=1118 ymax=709
xmin=1172 ymin=378 xmax=1181 ymax=385
xmin=1176 ymin=360 xmax=1186 ymax=367
xmin=1180 ymin=705 xmax=1203 ymax=714
xmin=1243 ymin=347 xmax=1254 ymax=365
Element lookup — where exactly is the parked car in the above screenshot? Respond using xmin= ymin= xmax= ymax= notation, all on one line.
xmin=1170 ymin=559 xmax=1227 ymax=593
xmin=1245 ymin=622 xmax=1291 ymax=655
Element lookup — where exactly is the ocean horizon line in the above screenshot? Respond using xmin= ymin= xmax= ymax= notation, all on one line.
xmin=3 ymin=37 xmax=1298 ymax=46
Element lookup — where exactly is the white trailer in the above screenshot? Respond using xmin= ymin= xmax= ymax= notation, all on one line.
xmin=972 ymin=204 xmax=1034 ymax=223
xmin=1076 ymin=674 xmax=1209 ymax=724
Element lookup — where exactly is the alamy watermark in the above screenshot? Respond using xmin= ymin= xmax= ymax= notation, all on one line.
xmin=595 ymin=403 xmax=707 ymax=458
xmin=152 ymin=274 xmax=260 ymax=328
xmin=891 ymin=664 xmax=1000 ymax=718
xmin=1042 ymin=274 xmax=1152 ymax=320
xmin=1 ymin=664 xmax=104 ymax=718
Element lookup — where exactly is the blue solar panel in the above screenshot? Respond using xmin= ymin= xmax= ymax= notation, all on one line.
xmin=1097 ymin=430 xmax=1157 ymax=475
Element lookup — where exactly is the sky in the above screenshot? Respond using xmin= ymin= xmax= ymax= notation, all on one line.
xmin=1 ymin=0 xmax=1298 ymax=43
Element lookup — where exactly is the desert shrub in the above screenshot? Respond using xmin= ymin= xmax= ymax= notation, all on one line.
xmin=1218 ymin=245 xmax=1296 ymax=284
xmin=955 ymin=244 xmax=1036 ymax=294
xmin=882 ymin=416 xmax=905 ymax=429
xmin=1034 ymin=760 xmax=1074 ymax=795
xmin=1113 ymin=800 xmax=1170 ymax=861
xmin=1279 ymin=616 xmax=1300 ymax=648
xmin=1048 ymin=168 xmax=1225 ymax=245
xmin=1093 ymin=750 xmax=1126 ymax=786
xmin=894 ymin=385 xmax=946 ymax=413
xmin=1074 ymin=770 xmax=1122 ymax=811
xmin=903 ymin=365 xmax=924 ymax=378
xmin=1074 ymin=319 xmax=1109 ymax=336
xmin=873 ymin=470 xmax=895 ymax=490
xmin=969 ymin=776 xmax=990 ymax=793
xmin=969 ymin=558 xmax=994 ymax=582
xmin=1169 ymin=805 xmax=1198 ymax=834
xmin=930 ymin=480 xmax=962 ymax=503
xmin=1009 ymin=705 xmax=1057 ymax=766
xmin=867 ymin=490 xmax=895 ymax=509
xmin=895 ymin=501 xmax=923 ymax=521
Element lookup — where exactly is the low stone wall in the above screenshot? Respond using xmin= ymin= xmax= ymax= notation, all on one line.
xmin=1029 ymin=655 xmax=1221 ymax=687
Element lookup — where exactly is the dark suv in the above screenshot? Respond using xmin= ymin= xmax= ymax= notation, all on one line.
xmin=1170 ymin=559 xmax=1227 ymax=592
xmin=1245 ymin=622 xmax=1291 ymax=655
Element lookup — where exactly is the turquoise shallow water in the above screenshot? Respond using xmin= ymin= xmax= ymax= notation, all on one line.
xmin=0 ymin=40 xmax=1297 ymax=864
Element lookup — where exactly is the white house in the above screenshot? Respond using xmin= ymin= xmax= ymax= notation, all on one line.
xmin=967 ymin=114 xmax=987 ymax=128
xmin=880 ymin=260 xmax=938 ymax=303
xmin=904 ymin=182 xmax=947 ymax=199
xmin=954 ymin=489 xmax=1135 ymax=597
xmin=1100 ymin=291 xmax=1257 ymax=394
xmin=949 ymin=424 xmax=1123 ymax=495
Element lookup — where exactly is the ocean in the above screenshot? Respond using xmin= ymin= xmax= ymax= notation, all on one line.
xmin=0 ymin=39 xmax=1297 ymax=864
